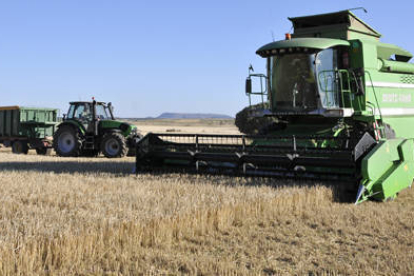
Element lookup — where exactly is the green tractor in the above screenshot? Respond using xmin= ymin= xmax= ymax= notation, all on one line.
xmin=53 ymin=100 xmax=140 ymax=158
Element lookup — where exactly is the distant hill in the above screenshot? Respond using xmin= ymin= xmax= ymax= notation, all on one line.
xmin=156 ymin=112 xmax=233 ymax=119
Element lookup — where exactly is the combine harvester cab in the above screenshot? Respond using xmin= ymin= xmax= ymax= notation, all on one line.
xmin=136 ymin=10 xmax=414 ymax=204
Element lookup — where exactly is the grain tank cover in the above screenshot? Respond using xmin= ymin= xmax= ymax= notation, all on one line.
xmin=256 ymin=37 xmax=350 ymax=57
xmin=289 ymin=10 xmax=381 ymax=41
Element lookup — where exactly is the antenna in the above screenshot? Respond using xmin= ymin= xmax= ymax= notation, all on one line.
xmin=271 ymin=31 xmax=275 ymax=42
xmin=348 ymin=7 xmax=368 ymax=13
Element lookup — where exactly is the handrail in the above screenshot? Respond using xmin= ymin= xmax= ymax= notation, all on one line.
xmin=246 ymin=73 xmax=268 ymax=107
xmin=364 ymin=71 xmax=384 ymax=121
xmin=317 ymin=69 xmax=353 ymax=108
xmin=365 ymin=71 xmax=385 ymax=139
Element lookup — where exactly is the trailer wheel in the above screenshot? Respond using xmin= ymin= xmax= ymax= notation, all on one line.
xmin=12 ymin=141 xmax=29 ymax=154
xmin=53 ymin=125 xmax=83 ymax=157
xmin=101 ymin=132 xmax=127 ymax=158
xmin=36 ymin=147 xmax=52 ymax=156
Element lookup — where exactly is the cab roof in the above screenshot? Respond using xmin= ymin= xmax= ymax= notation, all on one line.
xmin=69 ymin=101 xmax=107 ymax=105
xmin=257 ymin=38 xmax=350 ymax=57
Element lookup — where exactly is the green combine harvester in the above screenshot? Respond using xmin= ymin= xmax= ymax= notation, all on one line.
xmin=136 ymin=10 xmax=414 ymax=204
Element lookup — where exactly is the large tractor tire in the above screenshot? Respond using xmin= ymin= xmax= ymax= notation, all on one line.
xmin=53 ymin=125 xmax=83 ymax=157
xmin=101 ymin=132 xmax=127 ymax=158
xmin=12 ymin=141 xmax=29 ymax=154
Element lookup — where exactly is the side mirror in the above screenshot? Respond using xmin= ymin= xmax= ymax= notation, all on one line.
xmin=62 ymin=114 xmax=67 ymax=120
xmin=245 ymin=78 xmax=252 ymax=94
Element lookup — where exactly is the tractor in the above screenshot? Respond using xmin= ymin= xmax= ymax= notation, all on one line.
xmin=53 ymin=100 xmax=140 ymax=158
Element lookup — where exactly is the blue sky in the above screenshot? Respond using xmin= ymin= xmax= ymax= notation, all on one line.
xmin=0 ymin=0 xmax=413 ymax=117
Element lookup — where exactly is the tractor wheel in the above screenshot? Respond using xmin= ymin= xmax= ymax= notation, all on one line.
xmin=12 ymin=141 xmax=29 ymax=154
xmin=101 ymin=132 xmax=127 ymax=158
xmin=53 ymin=125 xmax=83 ymax=157
xmin=36 ymin=147 xmax=52 ymax=156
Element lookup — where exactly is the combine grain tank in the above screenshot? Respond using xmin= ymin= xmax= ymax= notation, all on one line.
xmin=136 ymin=10 xmax=414 ymax=204
xmin=0 ymin=106 xmax=58 ymax=155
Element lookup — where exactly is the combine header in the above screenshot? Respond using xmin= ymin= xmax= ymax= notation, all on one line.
xmin=136 ymin=10 xmax=414 ymax=204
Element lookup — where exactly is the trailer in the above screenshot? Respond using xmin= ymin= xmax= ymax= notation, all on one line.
xmin=0 ymin=106 xmax=58 ymax=155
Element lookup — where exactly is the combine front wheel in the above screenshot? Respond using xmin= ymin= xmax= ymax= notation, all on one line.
xmin=101 ymin=132 xmax=127 ymax=158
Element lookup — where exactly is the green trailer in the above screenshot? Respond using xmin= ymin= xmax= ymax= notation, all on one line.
xmin=0 ymin=106 xmax=58 ymax=155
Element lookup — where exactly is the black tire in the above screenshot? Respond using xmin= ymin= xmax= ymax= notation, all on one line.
xmin=36 ymin=147 xmax=52 ymax=156
xmin=101 ymin=132 xmax=127 ymax=158
xmin=53 ymin=125 xmax=83 ymax=157
xmin=384 ymin=124 xmax=396 ymax=139
xmin=12 ymin=141 xmax=29 ymax=154
xmin=235 ymin=103 xmax=275 ymax=135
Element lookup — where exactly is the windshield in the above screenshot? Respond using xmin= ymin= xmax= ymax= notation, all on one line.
xmin=67 ymin=103 xmax=93 ymax=120
xmin=269 ymin=48 xmax=341 ymax=112
xmin=96 ymin=105 xmax=113 ymax=120
xmin=269 ymin=53 xmax=318 ymax=111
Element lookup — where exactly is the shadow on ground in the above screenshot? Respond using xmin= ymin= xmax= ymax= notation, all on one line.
xmin=0 ymin=160 xmax=135 ymax=175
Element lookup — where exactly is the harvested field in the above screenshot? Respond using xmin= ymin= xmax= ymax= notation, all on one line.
xmin=0 ymin=119 xmax=413 ymax=275
xmin=130 ymin=118 xmax=239 ymax=135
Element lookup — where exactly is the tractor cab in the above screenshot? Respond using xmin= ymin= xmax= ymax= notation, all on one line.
xmin=65 ymin=101 xmax=114 ymax=133
xmin=66 ymin=101 xmax=114 ymax=121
